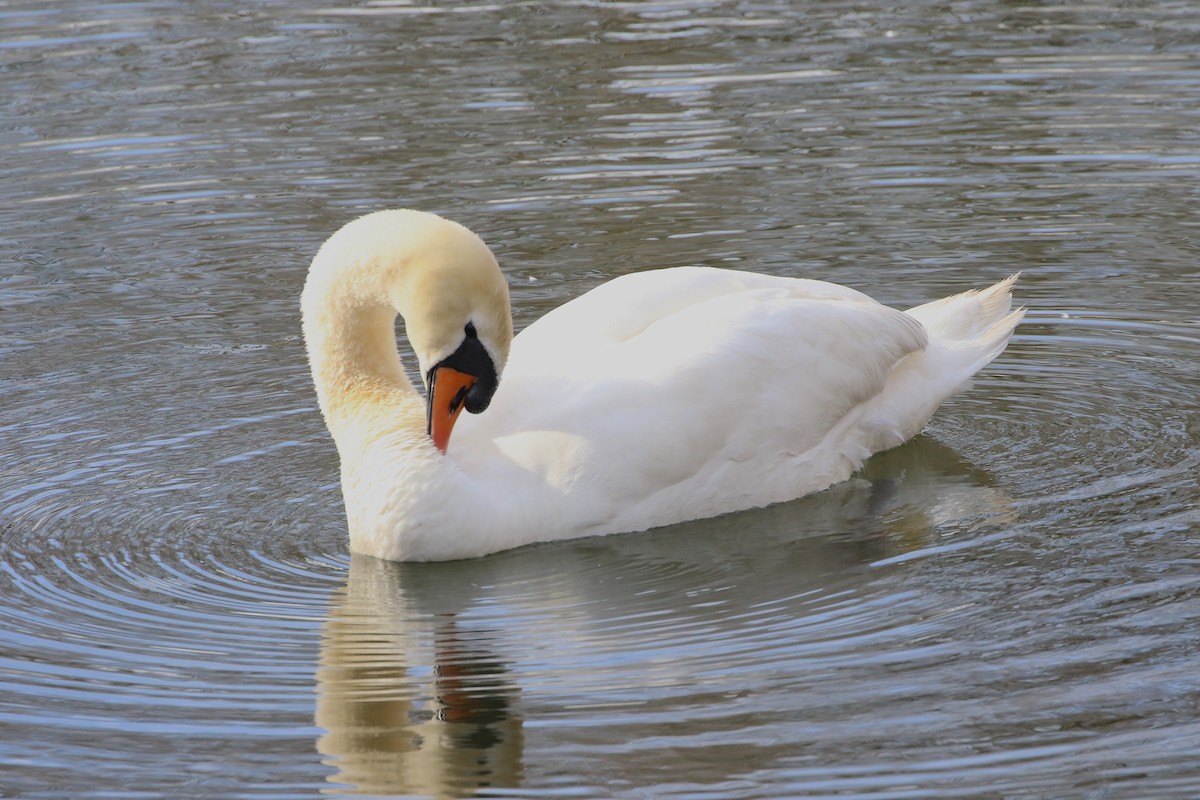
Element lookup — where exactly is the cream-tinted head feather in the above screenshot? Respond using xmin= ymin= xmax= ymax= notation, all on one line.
xmin=303 ymin=209 xmax=513 ymax=387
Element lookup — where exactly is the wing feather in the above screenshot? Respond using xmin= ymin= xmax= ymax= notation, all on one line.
xmin=460 ymin=267 xmax=928 ymax=514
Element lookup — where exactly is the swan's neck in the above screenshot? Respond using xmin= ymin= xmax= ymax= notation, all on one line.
xmin=305 ymin=293 xmax=475 ymax=561
xmin=303 ymin=298 xmax=426 ymax=452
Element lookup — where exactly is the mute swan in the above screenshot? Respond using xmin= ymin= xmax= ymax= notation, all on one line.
xmin=301 ymin=210 xmax=1023 ymax=562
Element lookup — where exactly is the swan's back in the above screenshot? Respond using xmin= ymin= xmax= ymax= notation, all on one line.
xmin=510 ymin=267 xmax=878 ymax=357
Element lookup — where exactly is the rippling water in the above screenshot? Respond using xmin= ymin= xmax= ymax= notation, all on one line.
xmin=3 ymin=1 xmax=1199 ymax=797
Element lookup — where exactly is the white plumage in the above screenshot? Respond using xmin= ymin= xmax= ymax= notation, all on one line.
xmin=302 ymin=210 xmax=1023 ymax=561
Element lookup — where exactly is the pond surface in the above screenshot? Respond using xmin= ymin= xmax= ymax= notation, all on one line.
xmin=3 ymin=1 xmax=1200 ymax=797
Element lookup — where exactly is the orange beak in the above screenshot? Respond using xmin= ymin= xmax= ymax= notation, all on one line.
xmin=427 ymin=366 xmax=478 ymax=454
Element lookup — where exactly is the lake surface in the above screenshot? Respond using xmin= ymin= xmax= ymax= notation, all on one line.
xmin=3 ymin=1 xmax=1199 ymax=797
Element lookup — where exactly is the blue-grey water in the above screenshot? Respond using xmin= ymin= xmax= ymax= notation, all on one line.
xmin=2 ymin=1 xmax=1199 ymax=798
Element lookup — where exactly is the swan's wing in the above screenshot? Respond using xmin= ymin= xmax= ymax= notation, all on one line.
xmin=508 ymin=266 xmax=879 ymax=365
xmin=457 ymin=267 xmax=927 ymax=522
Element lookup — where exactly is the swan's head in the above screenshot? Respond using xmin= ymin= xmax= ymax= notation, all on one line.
xmin=303 ymin=209 xmax=513 ymax=453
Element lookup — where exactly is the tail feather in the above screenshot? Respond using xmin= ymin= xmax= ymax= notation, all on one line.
xmin=860 ymin=275 xmax=1024 ymax=452
xmin=906 ymin=273 xmax=1024 ymax=373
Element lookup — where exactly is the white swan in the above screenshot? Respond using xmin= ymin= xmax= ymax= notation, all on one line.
xmin=302 ymin=210 xmax=1023 ymax=562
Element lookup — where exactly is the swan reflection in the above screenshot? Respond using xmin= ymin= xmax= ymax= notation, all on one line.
xmin=317 ymin=556 xmax=523 ymax=797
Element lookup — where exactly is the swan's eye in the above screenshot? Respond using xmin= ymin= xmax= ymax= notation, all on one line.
xmin=465 ymin=321 xmax=478 ymax=339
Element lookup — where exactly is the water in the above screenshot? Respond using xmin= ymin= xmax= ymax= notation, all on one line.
xmin=2 ymin=0 xmax=1199 ymax=797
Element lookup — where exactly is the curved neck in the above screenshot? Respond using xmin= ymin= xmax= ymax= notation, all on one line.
xmin=304 ymin=299 xmax=426 ymax=447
